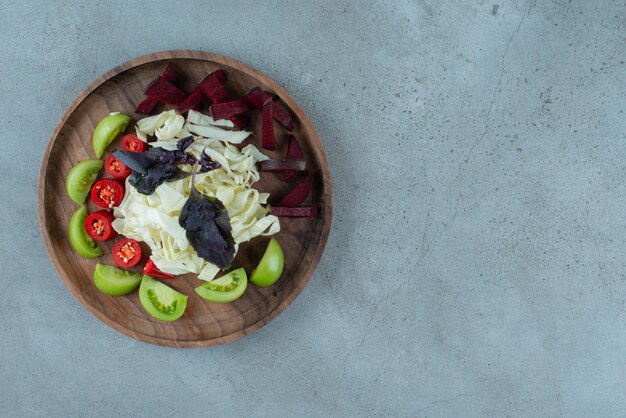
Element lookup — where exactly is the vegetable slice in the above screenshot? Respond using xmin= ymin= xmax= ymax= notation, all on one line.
xmin=145 ymin=77 xmax=185 ymax=105
xmin=210 ymin=97 xmax=253 ymax=120
xmin=139 ymin=275 xmax=187 ymax=322
xmin=277 ymin=174 xmax=312 ymax=207
xmin=135 ymin=64 xmax=178 ymax=114
xmin=66 ymin=159 xmax=103 ymax=204
xmin=283 ymin=135 xmax=304 ymax=180
xmin=69 ymin=206 xmax=103 ymax=258
xmin=93 ymin=263 xmax=142 ymax=296
xmin=259 ymin=159 xmax=306 ymax=173
xmin=270 ymin=206 xmax=317 ymax=217
xmin=121 ymin=134 xmax=148 ymax=152
xmin=143 ymin=259 xmax=175 ymax=279
xmin=91 ymin=179 xmax=125 ymax=209
xmin=250 ymin=238 xmax=284 ymax=287
xmin=92 ymin=113 xmax=132 ymax=158
xmin=112 ymin=238 xmax=142 ymax=268
xmin=178 ymin=86 xmax=205 ymax=112
xmin=262 ymin=99 xmax=275 ymax=150
xmin=195 ymin=268 xmax=248 ymax=303
xmin=198 ymin=70 xmax=230 ymax=103
xmin=84 ymin=210 xmax=117 ymax=241
xmin=104 ymin=155 xmax=132 ymax=180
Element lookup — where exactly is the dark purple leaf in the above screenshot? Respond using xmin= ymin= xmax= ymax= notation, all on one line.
xmin=177 ymin=136 xmax=194 ymax=152
xmin=199 ymin=150 xmax=221 ymax=173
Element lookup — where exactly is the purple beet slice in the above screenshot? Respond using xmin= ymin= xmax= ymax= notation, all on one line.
xmin=136 ymin=97 xmax=159 ymax=114
xmin=244 ymin=87 xmax=269 ymax=108
xmin=135 ymin=64 xmax=178 ymax=114
xmin=270 ymin=206 xmax=317 ymax=217
xmin=262 ymin=99 xmax=275 ymax=150
xmin=199 ymin=70 xmax=231 ymax=103
xmin=244 ymin=88 xmax=295 ymax=131
xmin=145 ymin=76 xmax=185 ymax=105
xmin=161 ymin=64 xmax=177 ymax=83
xmin=210 ymin=97 xmax=253 ymax=120
xmin=259 ymin=159 xmax=306 ymax=173
xmin=178 ymin=86 xmax=205 ymax=112
xmin=283 ymin=135 xmax=304 ymax=180
xmin=230 ymin=113 xmax=250 ymax=130
xmin=271 ymin=103 xmax=295 ymax=131
xmin=277 ymin=174 xmax=312 ymax=207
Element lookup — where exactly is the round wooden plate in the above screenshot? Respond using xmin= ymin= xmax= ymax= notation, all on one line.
xmin=38 ymin=50 xmax=332 ymax=347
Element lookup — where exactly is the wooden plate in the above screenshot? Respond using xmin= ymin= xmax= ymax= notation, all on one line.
xmin=38 ymin=50 xmax=332 ymax=347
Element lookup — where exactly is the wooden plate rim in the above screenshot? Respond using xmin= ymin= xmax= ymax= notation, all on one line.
xmin=37 ymin=50 xmax=333 ymax=348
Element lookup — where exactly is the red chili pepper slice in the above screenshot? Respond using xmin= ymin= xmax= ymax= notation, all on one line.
xmin=91 ymin=179 xmax=125 ymax=209
xmin=83 ymin=210 xmax=117 ymax=241
xmin=121 ymin=134 xmax=147 ymax=153
xmin=104 ymin=155 xmax=132 ymax=180
xmin=112 ymin=238 xmax=142 ymax=268
xmin=142 ymin=259 xmax=175 ymax=279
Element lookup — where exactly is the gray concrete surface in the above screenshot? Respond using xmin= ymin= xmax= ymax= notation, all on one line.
xmin=1 ymin=0 xmax=625 ymax=416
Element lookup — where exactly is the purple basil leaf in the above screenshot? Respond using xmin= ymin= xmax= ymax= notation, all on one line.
xmin=177 ymin=136 xmax=194 ymax=152
xmin=129 ymin=164 xmax=190 ymax=195
xmin=178 ymin=174 xmax=235 ymax=268
xmin=112 ymin=150 xmax=155 ymax=174
xmin=199 ymin=150 xmax=221 ymax=173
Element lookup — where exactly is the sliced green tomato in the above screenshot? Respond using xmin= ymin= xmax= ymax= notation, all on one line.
xmin=250 ymin=238 xmax=284 ymax=287
xmin=68 ymin=206 xmax=102 ymax=258
xmin=195 ymin=268 xmax=248 ymax=303
xmin=93 ymin=263 xmax=142 ymax=296
xmin=92 ymin=113 xmax=132 ymax=158
xmin=65 ymin=159 xmax=103 ymax=204
xmin=139 ymin=275 xmax=187 ymax=322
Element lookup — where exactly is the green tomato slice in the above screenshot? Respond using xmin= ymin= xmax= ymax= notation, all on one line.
xmin=93 ymin=263 xmax=142 ymax=296
xmin=65 ymin=159 xmax=103 ymax=205
xmin=195 ymin=268 xmax=248 ymax=303
xmin=68 ymin=206 xmax=102 ymax=258
xmin=139 ymin=275 xmax=187 ymax=322
xmin=250 ymin=238 xmax=284 ymax=287
xmin=92 ymin=113 xmax=132 ymax=158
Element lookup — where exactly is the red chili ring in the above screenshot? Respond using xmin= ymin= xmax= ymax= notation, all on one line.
xmin=91 ymin=179 xmax=125 ymax=209
xmin=104 ymin=155 xmax=132 ymax=180
xmin=83 ymin=210 xmax=117 ymax=241
xmin=121 ymin=134 xmax=147 ymax=152
xmin=112 ymin=238 xmax=142 ymax=269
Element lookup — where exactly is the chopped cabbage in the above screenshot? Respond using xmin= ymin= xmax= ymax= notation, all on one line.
xmin=114 ymin=111 xmax=280 ymax=279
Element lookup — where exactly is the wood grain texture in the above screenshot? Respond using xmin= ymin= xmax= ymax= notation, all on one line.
xmin=38 ymin=50 xmax=333 ymax=348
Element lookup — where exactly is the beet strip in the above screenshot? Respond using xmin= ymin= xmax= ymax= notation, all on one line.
xmin=262 ymin=99 xmax=275 ymax=150
xmin=270 ymin=206 xmax=317 ymax=217
xmin=283 ymin=135 xmax=304 ymax=180
xmin=277 ymin=174 xmax=312 ymax=207
xmin=178 ymin=86 xmax=206 ymax=112
xmin=210 ymin=97 xmax=253 ymax=120
xmin=144 ymin=76 xmax=185 ymax=105
xmin=259 ymin=159 xmax=306 ymax=173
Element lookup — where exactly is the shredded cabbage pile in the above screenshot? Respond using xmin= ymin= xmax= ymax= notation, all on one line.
xmin=112 ymin=110 xmax=280 ymax=280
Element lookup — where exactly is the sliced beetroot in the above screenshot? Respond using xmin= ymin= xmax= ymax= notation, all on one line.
xmin=136 ymin=97 xmax=159 ymax=114
xmin=210 ymin=97 xmax=253 ymax=120
xmin=260 ymin=159 xmax=306 ymax=173
xmin=270 ymin=206 xmax=317 ymax=217
xmin=230 ymin=113 xmax=250 ymax=130
xmin=145 ymin=76 xmax=185 ymax=105
xmin=199 ymin=70 xmax=231 ymax=103
xmin=135 ymin=64 xmax=179 ymax=114
xmin=161 ymin=64 xmax=177 ymax=83
xmin=262 ymin=100 xmax=275 ymax=150
xmin=244 ymin=87 xmax=268 ymax=108
xmin=283 ymin=135 xmax=304 ymax=180
xmin=271 ymin=103 xmax=295 ymax=131
xmin=244 ymin=88 xmax=294 ymax=131
xmin=178 ymin=86 xmax=205 ymax=112
xmin=277 ymin=174 xmax=312 ymax=207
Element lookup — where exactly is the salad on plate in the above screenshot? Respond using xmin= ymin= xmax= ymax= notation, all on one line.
xmin=64 ymin=64 xmax=316 ymax=322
